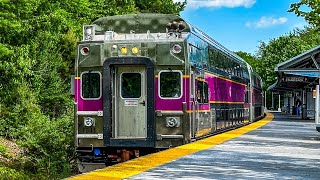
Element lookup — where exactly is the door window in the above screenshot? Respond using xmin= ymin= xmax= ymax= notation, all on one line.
xmin=121 ymin=73 xmax=142 ymax=99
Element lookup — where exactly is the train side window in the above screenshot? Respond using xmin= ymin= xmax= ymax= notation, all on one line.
xmin=81 ymin=71 xmax=101 ymax=99
xmin=197 ymin=81 xmax=209 ymax=103
xmin=190 ymin=71 xmax=196 ymax=99
xmin=216 ymin=52 xmax=222 ymax=70
xmin=159 ymin=71 xmax=182 ymax=99
xmin=213 ymin=50 xmax=219 ymax=69
xmin=244 ymin=90 xmax=249 ymax=103
xmin=208 ymin=48 xmax=215 ymax=69
xmin=204 ymin=82 xmax=209 ymax=103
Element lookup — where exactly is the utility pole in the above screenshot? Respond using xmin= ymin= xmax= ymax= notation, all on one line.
xmin=271 ymin=92 xmax=274 ymax=110
xmin=264 ymin=91 xmax=267 ymax=111
xmin=278 ymin=94 xmax=281 ymax=112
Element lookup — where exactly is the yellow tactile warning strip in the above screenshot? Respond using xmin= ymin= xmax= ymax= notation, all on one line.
xmin=69 ymin=112 xmax=274 ymax=180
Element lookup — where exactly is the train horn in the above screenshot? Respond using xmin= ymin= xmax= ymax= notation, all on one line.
xmin=178 ymin=22 xmax=186 ymax=31
xmin=171 ymin=21 xmax=179 ymax=31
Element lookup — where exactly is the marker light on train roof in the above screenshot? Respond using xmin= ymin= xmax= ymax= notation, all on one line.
xmin=131 ymin=47 xmax=139 ymax=54
xmin=112 ymin=45 xmax=117 ymax=50
xmin=83 ymin=25 xmax=95 ymax=41
xmin=171 ymin=44 xmax=182 ymax=54
xmin=80 ymin=47 xmax=90 ymax=56
xmin=121 ymin=47 xmax=128 ymax=54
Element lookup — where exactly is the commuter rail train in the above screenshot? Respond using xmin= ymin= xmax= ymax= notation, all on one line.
xmin=73 ymin=14 xmax=264 ymax=172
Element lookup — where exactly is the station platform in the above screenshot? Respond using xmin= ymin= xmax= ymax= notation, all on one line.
xmin=69 ymin=112 xmax=320 ymax=180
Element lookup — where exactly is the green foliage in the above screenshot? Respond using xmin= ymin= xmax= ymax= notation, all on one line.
xmin=0 ymin=0 xmax=185 ymax=179
xmin=0 ymin=166 xmax=29 ymax=180
xmin=135 ymin=0 xmax=186 ymax=14
xmin=235 ymin=51 xmax=259 ymax=70
xmin=19 ymin=112 xmax=74 ymax=179
xmin=0 ymin=145 xmax=6 ymax=153
xmin=255 ymin=27 xmax=320 ymax=89
xmin=240 ymin=27 xmax=320 ymax=107
xmin=289 ymin=0 xmax=320 ymax=28
xmin=0 ymin=145 xmax=12 ymax=158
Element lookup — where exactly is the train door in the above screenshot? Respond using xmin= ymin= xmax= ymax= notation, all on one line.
xmin=114 ymin=66 xmax=147 ymax=139
xmin=190 ymin=70 xmax=198 ymax=138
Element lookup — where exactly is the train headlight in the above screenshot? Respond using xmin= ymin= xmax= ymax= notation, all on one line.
xmin=131 ymin=47 xmax=139 ymax=54
xmin=80 ymin=47 xmax=90 ymax=56
xmin=121 ymin=47 xmax=128 ymax=54
xmin=171 ymin=44 xmax=182 ymax=54
xmin=84 ymin=117 xmax=95 ymax=127
xmin=166 ymin=117 xmax=180 ymax=128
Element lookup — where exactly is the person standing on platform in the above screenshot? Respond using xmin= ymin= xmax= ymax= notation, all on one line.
xmin=296 ymin=99 xmax=301 ymax=116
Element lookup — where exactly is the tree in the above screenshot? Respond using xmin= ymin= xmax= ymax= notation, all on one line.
xmin=235 ymin=51 xmax=258 ymax=70
xmin=135 ymin=0 xmax=186 ymax=14
xmin=255 ymin=27 xmax=320 ymax=90
xmin=289 ymin=0 xmax=320 ymax=28
xmin=0 ymin=0 xmax=186 ymax=178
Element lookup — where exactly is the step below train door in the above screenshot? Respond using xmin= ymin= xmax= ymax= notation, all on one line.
xmin=114 ymin=66 xmax=147 ymax=139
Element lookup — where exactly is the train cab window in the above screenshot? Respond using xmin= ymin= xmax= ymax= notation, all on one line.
xmin=81 ymin=72 xmax=101 ymax=99
xmin=197 ymin=81 xmax=209 ymax=103
xmin=121 ymin=73 xmax=141 ymax=99
xmin=159 ymin=71 xmax=182 ymax=99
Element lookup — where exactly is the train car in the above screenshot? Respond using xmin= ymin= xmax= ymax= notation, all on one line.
xmin=250 ymin=71 xmax=264 ymax=121
xmin=72 ymin=14 xmax=264 ymax=172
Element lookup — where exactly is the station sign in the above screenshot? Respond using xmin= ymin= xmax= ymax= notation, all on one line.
xmin=282 ymin=76 xmax=308 ymax=82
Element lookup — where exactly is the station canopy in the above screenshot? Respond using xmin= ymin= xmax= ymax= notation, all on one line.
xmin=268 ymin=45 xmax=320 ymax=93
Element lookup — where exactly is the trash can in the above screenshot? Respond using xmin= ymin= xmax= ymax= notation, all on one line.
xmin=302 ymin=104 xmax=307 ymax=119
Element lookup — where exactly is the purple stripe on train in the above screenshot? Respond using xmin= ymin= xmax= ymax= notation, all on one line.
xmin=205 ymin=74 xmax=245 ymax=103
xmin=156 ymin=75 xmax=246 ymax=111
xmin=75 ymin=79 xmax=103 ymax=111
xmin=75 ymin=75 xmax=247 ymax=112
xmin=155 ymin=78 xmax=189 ymax=111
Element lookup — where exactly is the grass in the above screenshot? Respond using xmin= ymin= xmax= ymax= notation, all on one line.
xmin=0 ymin=145 xmax=12 ymax=159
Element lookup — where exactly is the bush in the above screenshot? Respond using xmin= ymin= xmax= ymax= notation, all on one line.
xmin=0 ymin=166 xmax=29 ymax=180
xmin=19 ymin=109 xmax=74 ymax=179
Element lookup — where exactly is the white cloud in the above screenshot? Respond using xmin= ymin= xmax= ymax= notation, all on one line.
xmin=246 ymin=16 xmax=288 ymax=28
xmin=173 ymin=0 xmax=256 ymax=9
xmin=293 ymin=22 xmax=308 ymax=29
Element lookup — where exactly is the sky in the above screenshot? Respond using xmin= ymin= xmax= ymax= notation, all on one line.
xmin=174 ymin=0 xmax=308 ymax=54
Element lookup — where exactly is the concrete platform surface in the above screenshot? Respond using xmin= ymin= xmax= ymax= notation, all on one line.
xmin=129 ymin=113 xmax=320 ymax=180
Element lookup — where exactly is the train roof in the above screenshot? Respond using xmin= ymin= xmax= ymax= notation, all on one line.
xmin=93 ymin=14 xmax=190 ymax=35
xmin=188 ymin=23 xmax=249 ymax=66
xmin=93 ymin=14 xmax=247 ymax=62
xmin=91 ymin=14 xmax=258 ymax=78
